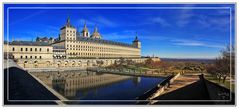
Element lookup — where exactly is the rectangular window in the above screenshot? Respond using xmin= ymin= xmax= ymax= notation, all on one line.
xmin=25 ymin=48 xmax=28 ymax=51
xmin=21 ymin=56 xmax=23 ymax=59
xmin=30 ymin=56 xmax=32 ymax=59
xmin=30 ymin=48 xmax=32 ymax=51
xmin=40 ymin=48 xmax=42 ymax=51
xmin=35 ymin=56 xmax=37 ymax=59
xmin=35 ymin=48 xmax=37 ymax=51
xmin=21 ymin=48 xmax=23 ymax=51
xmin=47 ymin=48 xmax=49 ymax=52
xmin=40 ymin=56 xmax=42 ymax=59
xmin=12 ymin=47 xmax=15 ymax=51
xmin=25 ymin=56 xmax=27 ymax=59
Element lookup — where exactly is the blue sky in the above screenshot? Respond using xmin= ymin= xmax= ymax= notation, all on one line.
xmin=4 ymin=4 xmax=235 ymax=59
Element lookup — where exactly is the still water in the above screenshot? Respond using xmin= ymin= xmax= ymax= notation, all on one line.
xmin=31 ymin=71 xmax=164 ymax=100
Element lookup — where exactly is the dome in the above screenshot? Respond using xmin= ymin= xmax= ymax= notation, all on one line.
xmin=91 ymin=25 xmax=102 ymax=39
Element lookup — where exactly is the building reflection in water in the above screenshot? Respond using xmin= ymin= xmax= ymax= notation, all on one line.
xmin=30 ymin=71 xmax=141 ymax=99
xmin=132 ymin=77 xmax=141 ymax=86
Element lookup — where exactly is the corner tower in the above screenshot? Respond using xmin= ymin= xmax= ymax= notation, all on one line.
xmin=132 ymin=35 xmax=141 ymax=48
xmin=60 ymin=17 xmax=77 ymax=41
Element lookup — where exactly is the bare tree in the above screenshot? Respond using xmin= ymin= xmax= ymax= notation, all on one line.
xmin=206 ymin=45 xmax=235 ymax=83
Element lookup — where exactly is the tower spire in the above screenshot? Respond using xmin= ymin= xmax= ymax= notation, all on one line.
xmin=12 ymin=36 xmax=14 ymax=42
xmin=81 ymin=20 xmax=89 ymax=37
xmin=78 ymin=25 xmax=80 ymax=32
xmin=84 ymin=20 xmax=87 ymax=28
xmin=94 ymin=25 xmax=98 ymax=32
xmin=134 ymin=32 xmax=139 ymax=42
xmin=67 ymin=16 xmax=70 ymax=24
xmin=132 ymin=32 xmax=141 ymax=48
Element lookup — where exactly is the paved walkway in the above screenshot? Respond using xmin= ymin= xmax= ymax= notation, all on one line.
xmin=159 ymin=75 xmax=200 ymax=96
xmin=4 ymin=67 xmax=60 ymax=105
xmin=4 ymin=59 xmax=66 ymax=105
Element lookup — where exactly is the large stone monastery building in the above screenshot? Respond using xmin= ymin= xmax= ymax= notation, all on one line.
xmin=4 ymin=18 xmax=145 ymax=68
xmin=52 ymin=18 xmax=141 ymax=59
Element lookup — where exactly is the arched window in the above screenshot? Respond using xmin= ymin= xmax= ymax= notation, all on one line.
xmin=25 ymin=48 xmax=28 ymax=51
xmin=12 ymin=47 xmax=15 ymax=51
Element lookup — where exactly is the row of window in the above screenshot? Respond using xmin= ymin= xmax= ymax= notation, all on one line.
xmin=66 ymin=41 xmax=134 ymax=48
xmin=67 ymin=52 xmax=139 ymax=57
xmin=66 ymin=45 xmax=138 ymax=51
xmin=66 ymin=40 xmax=136 ymax=48
xmin=67 ymin=48 xmax=139 ymax=53
xmin=20 ymin=56 xmax=42 ymax=59
xmin=67 ymin=30 xmax=76 ymax=33
xmin=66 ymin=37 xmax=76 ymax=40
xmin=12 ymin=47 xmax=50 ymax=52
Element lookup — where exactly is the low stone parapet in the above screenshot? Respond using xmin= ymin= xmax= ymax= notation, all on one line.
xmin=136 ymin=73 xmax=181 ymax=102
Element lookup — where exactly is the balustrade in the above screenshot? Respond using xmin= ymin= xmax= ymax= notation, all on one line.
xmin=87 ymin=67 xmax=163 ymax=77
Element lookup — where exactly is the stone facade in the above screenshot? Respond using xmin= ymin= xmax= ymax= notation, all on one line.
xmin=4 ymin=17 xmax=151 ymax=69
xmin=4 ymin=43 xmax=53 ymax=60
xmin=52 ymin=18 xmax=141 ymax=59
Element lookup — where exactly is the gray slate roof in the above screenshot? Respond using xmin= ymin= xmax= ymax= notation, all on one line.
xmin=76 ymin=37 xmax=138 ymax=48
xmin=6 ymin=41 xmax=51 ymax=46
xmin=53 ymin=46 xmax=66 ymax=49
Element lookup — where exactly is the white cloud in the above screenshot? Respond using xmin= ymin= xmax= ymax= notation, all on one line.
xmin=171 ymin=39 xmax=225 ymax=48
xmin=196 ymin=15 xmax=230 ymax=31
xmin=175 ymin=9 xmax=194 ymax=27
xmin=76 ymin=19 xmax=96 ymax=28
xmin=75 ymin=16 xmax=118 ymax=31
xmin=151 ymin=17 xmax=171 ymax=27
xmin=103 ymin=32 xmax=135 ymax=40
xmin=10 ymin=10 xmax=46 ymax=26
xmin=92 ymin=16 xmax=118 ymax=27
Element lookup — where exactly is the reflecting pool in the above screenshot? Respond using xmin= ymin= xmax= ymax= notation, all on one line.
xmin=30 ymin=71 xmax=164 ymax=100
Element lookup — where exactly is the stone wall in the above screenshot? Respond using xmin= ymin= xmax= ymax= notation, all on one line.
xmin=16 ymin=58 xmax=147 ymax=69
xmin=203 ymin=75 xmax=234 ymax=101
xmin=4 ymin=44 xmax=53 ymax=60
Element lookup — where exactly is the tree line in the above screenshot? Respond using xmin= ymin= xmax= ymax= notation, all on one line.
xmin=206 ymin=45 xmax=235 ymax=83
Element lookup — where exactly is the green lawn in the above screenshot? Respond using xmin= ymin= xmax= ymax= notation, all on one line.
xmin=204 ymin=75 xmax=234 ymax=92
xmin=126 ymin=65 xmax=153 ymax=71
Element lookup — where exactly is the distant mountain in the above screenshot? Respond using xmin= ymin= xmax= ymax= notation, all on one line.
xmin=160 ymin=58 xmax=215 ymax=63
